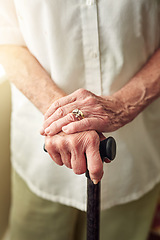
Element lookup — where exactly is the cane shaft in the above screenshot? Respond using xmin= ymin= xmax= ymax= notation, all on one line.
xmin=87 ymin=179 xmax=100 ymax=240
xmin=86 ymin=137 xmax=116 ymax=240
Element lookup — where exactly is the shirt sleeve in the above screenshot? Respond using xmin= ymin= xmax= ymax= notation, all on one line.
xmin=0 ymin=0 xmax=25 ymax=45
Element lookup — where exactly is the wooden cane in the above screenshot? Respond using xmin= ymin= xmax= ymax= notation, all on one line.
xmin=86 ymin=137 xmax=116 ymax=240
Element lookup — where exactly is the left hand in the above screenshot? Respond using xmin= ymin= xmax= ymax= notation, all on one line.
xmin=40 ymin=88 xmax=127 ymax=136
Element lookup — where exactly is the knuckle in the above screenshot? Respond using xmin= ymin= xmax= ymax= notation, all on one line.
xmin=85 ymin=96 xmax=96 ymax=105
xmin=56 ymin=138 xmax=66 ymax=150
xmin=86 ymin=131 xmax=99 ymax=145
xmin=57 ymin=107 xmax=65 ymax=117
xmin=45 ymin=139 xmax=54 ymax=153
xmin=77 ymin=88 xmax=86 ymax=95
xmin=76 ymin=88 xmax=90 ymax=99
xmin=45 ymin=136 xmax=64 ymax=152
xmin=53 ymin=100 xmax=60 ymax=109
xmin=60 ymin=141 xmax=67 ymax=150
xmin=70 ymin=140 xmax=79 ymax=150
xmin=68 ymin=136 xmax=78 ymax=148
xmin=67 ymin=113 xmax=75 ymax=122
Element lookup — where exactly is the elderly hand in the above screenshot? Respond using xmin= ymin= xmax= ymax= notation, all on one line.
xmin=40 ymin=88 xmax=128 ymax=136
xmin=45 ymin=130 xmax=105 ymax=184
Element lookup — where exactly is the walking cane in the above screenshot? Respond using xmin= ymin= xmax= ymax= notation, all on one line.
xmin=44 ymin=136 xmax=116 ymax=240
xmin=86 ymin=137 xmax=116 ymax=240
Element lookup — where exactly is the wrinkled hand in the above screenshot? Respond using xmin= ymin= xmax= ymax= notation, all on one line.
xmin=40 ymin=88 xmax=126 ymax=136
xmin=45 ymin=130 xmax=105 ymax=184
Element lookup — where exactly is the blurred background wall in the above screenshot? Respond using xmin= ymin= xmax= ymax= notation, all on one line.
xmin=0 ymin=76 xmax=11 ymax=240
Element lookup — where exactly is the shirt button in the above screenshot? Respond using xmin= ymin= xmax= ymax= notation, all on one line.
xmin=86 ymin=0 xmax=95 ymax=6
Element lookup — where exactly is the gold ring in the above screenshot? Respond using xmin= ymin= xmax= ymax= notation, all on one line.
xmin=72 ymin=109 xmax=84 ymax=120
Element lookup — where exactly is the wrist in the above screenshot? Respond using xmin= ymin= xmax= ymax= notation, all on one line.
xmin=102 ymin=94 xmax=131 ymax=130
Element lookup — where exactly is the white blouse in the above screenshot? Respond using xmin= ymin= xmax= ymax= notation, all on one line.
xmin=0 ymin=0 xmax=160 ymax=211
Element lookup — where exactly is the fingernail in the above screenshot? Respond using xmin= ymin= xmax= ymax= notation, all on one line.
xmin=62 ymin=126 xmax=67 ymax=132
xmin=104 ymin=158 xmax=111 ymax=163
xmin=92 ymin=179 xmax=99 ymax=185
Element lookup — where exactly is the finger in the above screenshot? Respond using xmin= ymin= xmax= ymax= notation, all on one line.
xmin=43 ymin=102 xmax=78 ymax=131
xmin=59 ymin=150 xmax=72 ymax=169
xmin=52 ymin=134 xmax=73 ymax=168
xmin=44 ymin=113 xmax=76 ymax=136
xmin=62 ymin=118 xmax=102 ymax=134
xmin=44 ymin=106 xmax=70 ymax=130
xmin=45 ymin=137 xmax=63 ymax=166
xmin=40 ymin=127 xmax=47 ymax=135
xmin=48 ymin=151 xmax=63 ymax=166
xmin=85 ymin=137 xmax=103 ymax=184
xmin=70 ymin=150 xmax=87 ymax=175
xmin=44 ymin=93 xmax=77 ymax=120
xmin=42 ymin=100 xmax=86 ymax=135
xmin=86 ymin=151 xmax=103 ymax=184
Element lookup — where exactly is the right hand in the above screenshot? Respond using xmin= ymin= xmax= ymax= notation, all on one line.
xmin=45 ymin=130 xmax=105 ymax=184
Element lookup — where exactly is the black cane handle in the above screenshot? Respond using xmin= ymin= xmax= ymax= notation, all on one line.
xmin=85 ymin=136 xmax=116 ymax=179
xmin=99 ymin=136 xmax=116 ymax=161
